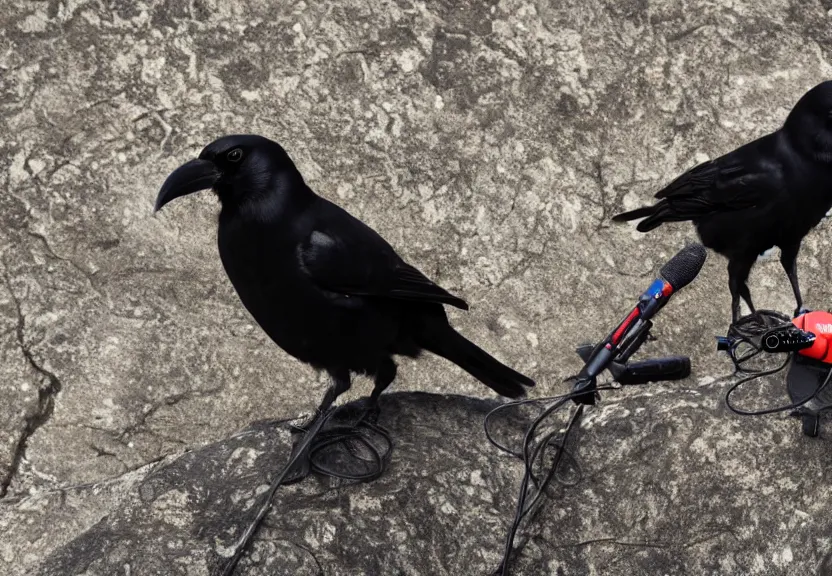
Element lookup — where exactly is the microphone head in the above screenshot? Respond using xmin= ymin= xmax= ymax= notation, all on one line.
xmin=659 ymin=243 xmax=707 ymax=291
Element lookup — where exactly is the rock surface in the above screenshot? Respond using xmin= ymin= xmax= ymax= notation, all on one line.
xmin=3 ymin=391 xmax=832 ymax=576
xmin=2 ymin=0 xmax=832 ymax=574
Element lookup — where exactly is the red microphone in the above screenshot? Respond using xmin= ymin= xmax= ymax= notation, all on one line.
xmin=572 ymin=243 xmax=707 ymax=404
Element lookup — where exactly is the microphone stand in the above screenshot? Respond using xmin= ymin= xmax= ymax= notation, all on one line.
xmin=572 ymin=325 xmax=691 ymax=405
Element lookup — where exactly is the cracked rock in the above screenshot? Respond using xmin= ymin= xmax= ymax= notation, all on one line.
xmin=2 ymin=0 xmax=832 ymax=499
xmin=1 ymin=392 xmax=830 ymax=576
xmin=1 ymin=0 xmax=832 ymax=574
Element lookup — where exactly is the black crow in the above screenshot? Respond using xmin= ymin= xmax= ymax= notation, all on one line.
xmin=613 ymin=80 xmax=832 ymax=322
xmin=154 ymin=135 xmax=534 ymax=425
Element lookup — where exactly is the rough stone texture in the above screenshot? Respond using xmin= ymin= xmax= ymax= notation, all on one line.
xmin=2 ymin=0 xmax=832 ymax=574
xmin=3 ymin=392 xmax=832 ymax=576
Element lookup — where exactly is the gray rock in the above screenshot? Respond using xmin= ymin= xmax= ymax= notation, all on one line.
xmin=2 ymin=391 xmax=831 ymax=576
xmin=2 ymin=0 xmax=832 ymax=499
xmin=2 ymin=0 xmax=832 ymax=574
xmin=14 ymin=393 xmax=524 ymax=576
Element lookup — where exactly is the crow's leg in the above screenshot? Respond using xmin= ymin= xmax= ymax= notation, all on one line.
xmin=728 ymin=257 xmax=756 ymax=323
xmin=285 ymin=368 xmax=352 ymax=482
xmin=317 ymin=368 xmax=353 ymax=414
xmin=740 ymin=282 xmax=756 ymax=316
xmin=291 ymin=368 xmax=352 ymax=433
xmin=365 ymin=358 xmax=397 ymax=423
xmin=780 ymin=243 xmax=807 ymax=316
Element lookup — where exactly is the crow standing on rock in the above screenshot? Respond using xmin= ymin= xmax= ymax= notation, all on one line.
xmin=613 ymin=80 xmax=832 ymax=322
xmin=154 ymin=134 xmax=534 ymax=430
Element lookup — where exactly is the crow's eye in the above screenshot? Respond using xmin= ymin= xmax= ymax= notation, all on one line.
xmin=227 ymin=148 xmax=243 ymax=163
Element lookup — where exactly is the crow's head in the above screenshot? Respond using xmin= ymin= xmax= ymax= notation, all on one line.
xmin=784 ymin=80 xmax=832 ymax=162
xmin=154 ymin=134 xmax=302 ymax=213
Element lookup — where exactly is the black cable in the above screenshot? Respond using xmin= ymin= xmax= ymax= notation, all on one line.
xmin=728 ymin=339 xmax=767 ymax=371
xmin=485 ymin=385 xmax=617 ymax=576
xmin=720 ymin=309 xmax=832 ymax=416
xmin=724 ymin=354 xmax=796 ymax=415
xmin=308 ymin=418 xmax=392 ymax=481
xmin=725 ymin=356 xmax=832 ymax=416
xmin=220 ymin=408 xmax=333 ymax=576
xmin=221 ymin=406 xmax=392 ymax=575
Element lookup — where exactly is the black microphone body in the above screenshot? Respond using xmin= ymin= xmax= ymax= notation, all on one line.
xmin=612 ymin=356 xmax=691 ymax=385
xmin=572 ymin=243 xmax=707 ymax=404
xmin=575 ymin=345 xmax=691 ymax=384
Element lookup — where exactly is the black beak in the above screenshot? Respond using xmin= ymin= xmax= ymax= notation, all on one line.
xmin=154 ymin=159 xmax=220 ymax=212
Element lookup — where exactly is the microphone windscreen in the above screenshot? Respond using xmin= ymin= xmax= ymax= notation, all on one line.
xmin=660 ymin=243 xmax=707 ymax=291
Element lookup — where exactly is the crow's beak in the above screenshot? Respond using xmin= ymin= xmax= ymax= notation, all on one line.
xmin=154 ymin=159 xmax=220 ymax=212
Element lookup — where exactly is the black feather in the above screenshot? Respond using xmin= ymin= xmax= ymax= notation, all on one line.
xmin=157 ymin=133 xmax=533 ymax=418
xmin=609 ymin=80 xmax=832 ymax=322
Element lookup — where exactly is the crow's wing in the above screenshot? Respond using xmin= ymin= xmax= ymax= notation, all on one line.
xmin=297 ymin=199 xmax=469 ymax=310
xmin=652 ymin=136 xmax=785 ymax=218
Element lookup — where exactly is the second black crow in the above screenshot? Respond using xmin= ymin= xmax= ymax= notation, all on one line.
xmin=613 ymin=80 xmax=832 ymax=322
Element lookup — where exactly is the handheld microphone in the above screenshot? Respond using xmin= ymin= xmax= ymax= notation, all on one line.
xmin=572 ymin=243 xmax=708 ymax=404
xmin=576 ymin=343 xmax=692 ymax=384
xmin=609 ymin=356 xmax=691 ymax=385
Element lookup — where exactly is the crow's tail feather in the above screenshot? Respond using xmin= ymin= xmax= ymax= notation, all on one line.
xmin=415 ymin=321 xmax=534 ymax=398
xmin=613 ymin=203 xmax=679 ymax=232
xmin=611 ymin=205 xmax=656 ymax=223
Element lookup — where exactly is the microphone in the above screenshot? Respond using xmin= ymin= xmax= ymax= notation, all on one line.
xmin=609 ymin=356 xmax=691 ymax=385
xmin=575 ymin=345 xmax=692 ymax=384
xmin=572 ymin=243 xmax=707 ymax=404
